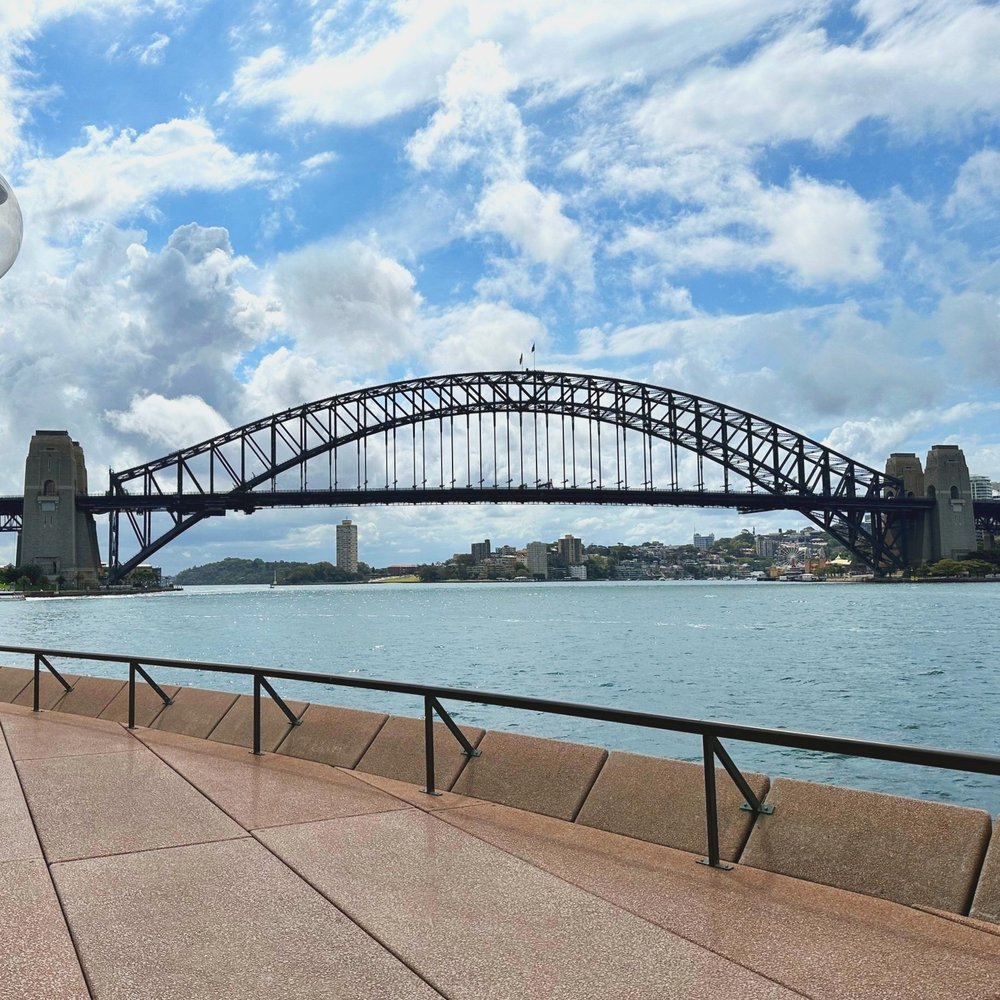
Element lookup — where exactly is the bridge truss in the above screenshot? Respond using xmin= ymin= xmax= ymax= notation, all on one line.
xmin=91 ymin=371 xmax=927 ymax=581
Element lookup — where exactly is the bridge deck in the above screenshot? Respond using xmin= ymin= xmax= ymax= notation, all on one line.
xmin=1 ymin=701 xmax=995 ymax=999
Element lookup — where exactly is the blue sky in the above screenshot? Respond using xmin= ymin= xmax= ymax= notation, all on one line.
xmin=1 ymin=0 xmax=999 ymax=571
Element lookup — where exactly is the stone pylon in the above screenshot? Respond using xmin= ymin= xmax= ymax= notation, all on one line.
xmin=885 ymin=446 xmax=977 ymax=567
xmin=924 ymin=445 xmax=976 ymax=561
xmin=16 ymin=430 xmax=102 ymax=587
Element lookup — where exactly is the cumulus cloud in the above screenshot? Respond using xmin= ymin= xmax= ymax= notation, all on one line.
xmin=0 ymin=221 xmax=275 ymax=492
xmin=104 ymin=392 xmax=231 ymax=449
xmin=270 ymin=239 xmax=421 ymax=369
xmin=421 ymin=301 xmax=547 ymax=372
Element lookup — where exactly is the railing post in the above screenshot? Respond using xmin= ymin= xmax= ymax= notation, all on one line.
xmin=252 ymin=674 xmax=262 ymax=756
xmin=422 ymin=695 xmax=440 ymax=796
xmin=128 ymin=661 xmax=136 ymax=729
xmin=32 ymin=653 xmax=40 ymax=713
xmin=697 ymin=734 xmax=732 ymax=870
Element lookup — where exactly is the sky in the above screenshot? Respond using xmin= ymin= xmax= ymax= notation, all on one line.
xmin=0 ymin=0 xmax=999 ymax=573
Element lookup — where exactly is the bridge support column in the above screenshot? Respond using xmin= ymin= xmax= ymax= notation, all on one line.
xmin=16 ymin=430 xmax=101 ymax=587
xmin=924 ymin=445 xmax=977 ymax=562
xmin=885 ymin=453 xmax=930 ymax=568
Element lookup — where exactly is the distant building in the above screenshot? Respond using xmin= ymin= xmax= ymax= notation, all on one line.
xmin=336 ymin=519 xmax=358 ymax=573
xmin=693 ymin=532 xmax=714 ymax=551
xmin=970 ymin=475 xmax=993 ymax=543
xmin=471 ymin=539 xmax=491 ymax=564
xmin=755 ymin=535 xmax=781 ymax=559
xmin=568 ymin=564 xmax=587 ymax=581
xmin=558 ymin=533 xmax=583 ymax=565
xmin=527 ymin=541 xmax=548 ymax=579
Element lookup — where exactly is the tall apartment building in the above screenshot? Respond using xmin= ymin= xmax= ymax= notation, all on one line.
xmin=970 ymin=474 xmax=993 ymax=543
xmin=335 ymin=519 xmax=358 ymax=574
xmin=527 ymin=541 xmax=548 ymax=579
xmin=693 ymin=532 xmax=715 ymax=551
xmin=557 ymin=533 xmax=583 ymax=565
xmin=471 ymin=539 xmax=491 ymax=564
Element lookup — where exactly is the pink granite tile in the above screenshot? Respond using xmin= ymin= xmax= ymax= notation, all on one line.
xmin=276 ymin=702 xmax=388 ymax=767
xmin=440 ymin=801 xmax=1000 ymax=1000
xmin=258 ymin=808 xmax=803 ymax=999
xmin=739 ymin=777 xmax=991 ymax=912
xmin=0 ymin=666 xmax=33 ymax=703
xmin=134 ymin=727 xmax=409 ymax=830
xmin=207 ymin=692 xmax=308 ymax=752
xmin=12 ymin=671 xmax=80 ymax=710
xmin=575 ymin=750 xmax=768 ymax=861
xmin=971 ymin=816 xmax=1000 ymax=924
xmin=356 ymin=714 xmax=484 ymax=790
xmin=148 ymin=686 xmax=239 ymax=739
xmin=0 ymin=734 xmax=41 ymax=863
xmin=17 ymin=749 xmax=246 ymax=862
xmin=98 ymin=681 xmax=180 ymax=727
xmin=51 ymin=839 xmax=441 ymax=999
xmin=0 ymin=859 xmax=89 ymax=999
xmin=343 ymin=768 xmax=481 ymax=813
xmin=0 ymin=709 xmax=139 ymax=760
xmin=450 ymin=729 xmax=607 ymax=820
xmin=51 ymin=676 xmax=125 ymax=718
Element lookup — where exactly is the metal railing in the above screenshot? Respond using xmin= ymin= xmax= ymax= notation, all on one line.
xmin=2 ymin=643 xmax=999 ymax=871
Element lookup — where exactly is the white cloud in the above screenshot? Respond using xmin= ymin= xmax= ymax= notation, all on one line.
xmin=20 ymin=118 xmax=274 ymax=236
xmin=227 ymin=1 xmax=804 ymax=127
xmin=636 ymin=5 xmax=1000 ymax=154
xmin=946 ymin=149 xmax=1000 ymax=219
xmin=105 ymin=392 xmax=231 ymax=449
xmin=422 ymin=301 xmax=547 ymax=372
xmin=473 ymin=178 xmax=593 ymax=288
xmin=270 ymin=239 xmax=421 ymax=369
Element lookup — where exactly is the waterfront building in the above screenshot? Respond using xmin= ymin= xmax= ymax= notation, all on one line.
xmin=558 ymin=533 xmax=583 ymax=565
xmin=526 ymin=541 xmax=548 ymax=579
xmin=336 ymin=519 xmax=358 ymax=574
xmin=471 ymin=539 xmax=491 ymax=564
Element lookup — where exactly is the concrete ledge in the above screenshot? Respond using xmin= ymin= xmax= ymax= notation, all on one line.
xmin=13 ymin=672 xmax=80 ymax=710
xmin=208 ymin=693 xmax=309 ymax=753
xmin=277 ymin=704 xmax=388 ymax=768
xmin=970 ymin=815 xmax=1000 ymax=924
xmin=356 ymin=715 xmax=484 ymax=790
xmin=149 ymin=688 xmax=240 ymax=740
xmin=52 ymin=676 xmax=125 ymax=718
xmin=0 ymin=667 xmax=34 ymax=703
xmin=739 ymin=777 xmax=992 ymax=913
xmin=575 ymin=751 xmax=768 ymax=861
xmin=451 ymin=730 xmax=607 ymax=821
xmin=99 ymin=682 xmax=180 ymax=728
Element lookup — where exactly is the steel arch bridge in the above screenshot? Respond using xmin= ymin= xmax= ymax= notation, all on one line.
xmin=80 ymin=370 xmax=933 ymax=582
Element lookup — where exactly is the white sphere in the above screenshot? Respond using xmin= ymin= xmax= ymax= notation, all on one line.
xmin=0 ymin=173 xmax=23 ymax=279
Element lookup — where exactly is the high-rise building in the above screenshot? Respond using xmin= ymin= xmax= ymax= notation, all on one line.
xmin=970 ymin=475 xmax=993 ymax=544
xmin=693 ymin=532 xmax=714 ymax=551
xmin=471 ymin=539 xmax=491 ymax=564
xmin=527 ymin=541 xmax=548 ymax=579
xmin=336 ymin=519 xmax=358 ymax=574
xmin=558 ymin=533 xmax=583 ymax=565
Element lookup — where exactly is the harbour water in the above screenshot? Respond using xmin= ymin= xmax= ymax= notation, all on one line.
xmin=1 ymin=580 xmax=997 ymax=814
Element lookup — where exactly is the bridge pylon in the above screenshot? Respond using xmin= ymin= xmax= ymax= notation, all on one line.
xmin=17 ymin=430 xmax=101 ymax=587
xmin=885 ymin=446 xmax=976 ymax=568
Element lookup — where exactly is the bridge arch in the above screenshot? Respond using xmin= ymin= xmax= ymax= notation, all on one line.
xmin=105 ymin=370 xmax=911 ymax=579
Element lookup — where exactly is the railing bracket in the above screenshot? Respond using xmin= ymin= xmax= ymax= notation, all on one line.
xmin=740 ymin=802 xmax=775 ymax=815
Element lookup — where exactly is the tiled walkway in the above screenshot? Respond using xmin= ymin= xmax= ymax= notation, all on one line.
xmin=0 ymin=703 xmax=996 ymax=999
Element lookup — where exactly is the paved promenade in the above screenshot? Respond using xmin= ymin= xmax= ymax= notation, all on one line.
xmin=0 ymin=701 xmax=997 ymax=999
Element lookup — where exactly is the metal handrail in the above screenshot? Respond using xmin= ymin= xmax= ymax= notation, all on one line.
xmin=2 ymin=643 xmax=998 ymax=870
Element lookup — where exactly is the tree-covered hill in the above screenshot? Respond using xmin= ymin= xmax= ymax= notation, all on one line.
xmin=173 ymin=557 xmax=365 ymax=585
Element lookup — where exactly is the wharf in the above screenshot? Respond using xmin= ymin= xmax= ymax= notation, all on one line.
xmin=0 ymin=674 xmax=997 ymax=998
